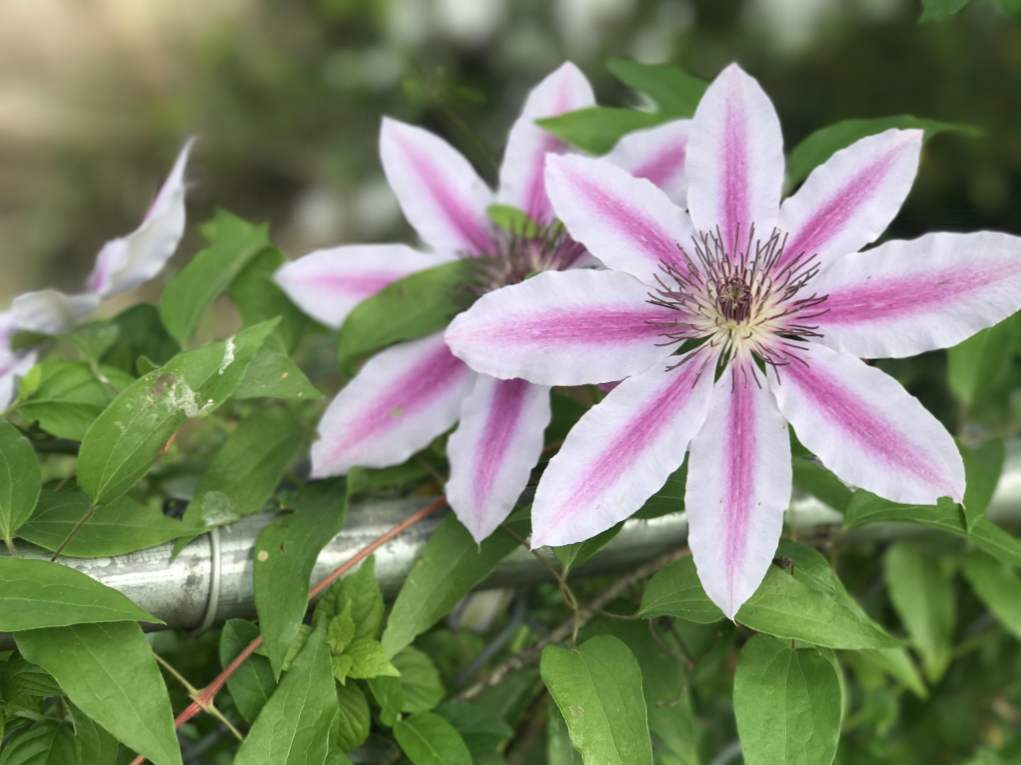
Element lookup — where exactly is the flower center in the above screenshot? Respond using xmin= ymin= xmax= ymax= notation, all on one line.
xmin=467 ymin=222 xmax=584 ymax=295
xmin=649 ymin=226 xmax=827 ymax=371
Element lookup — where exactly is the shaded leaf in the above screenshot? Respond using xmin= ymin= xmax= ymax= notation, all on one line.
xmin=234 ymin=349 xmax=321 ymax=401
xmin=228 ymin=247 xmax=309 ymax=353
xmin=947 ymin=315 xmax=1021 ymax=411
xmin=961 ymin=551 xmax=1021 ymax=639
xmin=16 ymin=361 xmax=134 ymax=441
xmin=537 ymin=107 xmax=666 ymax=154
xmin=606 ymin=58 xmax=707 ymax=116
xmin=639 ymin=556 xmax=724 ymax=624
xmin=393 ymin=712 xmax=472 ymax=765
xmin=219 ymin=619 xmax=277 ymax=725
xmin=0 ymin=721 xmax=80 ymax=765
xmin=920 ymin=0 xmax=971 ymax=21
xmin=333 ymin=682 xmax=370 ymax=752
xmin=961 ymin=440 xmax=1006 ymax=528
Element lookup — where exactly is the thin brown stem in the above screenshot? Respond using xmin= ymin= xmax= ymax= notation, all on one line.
xmin=49 ymin=504 xmax=97 ymax=561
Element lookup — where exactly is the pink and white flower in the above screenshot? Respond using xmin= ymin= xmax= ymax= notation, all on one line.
xmin=445 ymin=63 xmax=1021 ymax=617
xmin=277 ymin=63 xmax=692 ymax=542
xmin=0 ymin=139 xmax=194 ymax=408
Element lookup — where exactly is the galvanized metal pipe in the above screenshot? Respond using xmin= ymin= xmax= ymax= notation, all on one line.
xmin=3 ymin=440 xmax=1021 ymax=640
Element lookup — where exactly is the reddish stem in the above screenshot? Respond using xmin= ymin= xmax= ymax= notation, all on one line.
xmin=129 ymin=496 xmax=447 ymax=765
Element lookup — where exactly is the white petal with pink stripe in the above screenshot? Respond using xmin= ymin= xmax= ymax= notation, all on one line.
xmin=445 ymin=269 xmax=677 ymax=386
xmin=779 ymin=129 xmax=922 ymax=268
xmin=380 ymin=118 xmax=495 ymax=256
xmin=686 ymin=363 xmax=792 ymax=619
xmin=310 ymin=331 xmax=475 ymax=477
xmin=605 ymin=118 xmax=691 ymax=204
xmin=770 ymin=343 xmax=964 ymax=504
xmin=497 ymin=62 xmax=594 ymax=225
xmin=685 ymin=63 xmax=784 ymax=252
xmin=544 ymin=153 xmax=695 ymax=285
xmin=86 ymin=137 xmax=195 ymax=297
xmin=814 ymin=231 xmax=1021 ymax=359
xmin=273 ymin=244 xmax=442 ymax=329
xmin=446 ymin=376 xmax=552 ymax=543
xmin=530 ymin=350 xmax=716 ymax=548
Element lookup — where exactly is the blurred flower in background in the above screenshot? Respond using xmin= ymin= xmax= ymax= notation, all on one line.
xmin=1 ymin=0 xmax=1019 ymax=308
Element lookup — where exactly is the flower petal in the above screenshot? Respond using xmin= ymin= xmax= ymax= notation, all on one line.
xmin=814 ymin=232 xmax=1021 ymax=358
xmin=445 ymin=269 xmax=676 ymax=386
xmin=604 ymin=119 xmax=690 ymax=203
xmin=530 ymin=349 xmax=715 ymax=548
xmin=380 ymin=117 xmax=495 ymax=255
xmin=779 ymin=129 xmax=922 ymax=268
xmin=310 ymin=332 xmax=475 ymax=476
xmin=11 ymin=290 xmax=101 ymax=335
xmin=86 ymin=137 xmax=194 ymax=297
xmin=686 ymin=363 xmax=792 ymax=619
xmin=497 ymin=62 xmax=595 ymax=225
xmin=771 ymin=343 xmax=964 ymax=504
xmin=686 ymin=63 xmax=784 ymax=252
xmin=446 ymin=376 xmax=551 ymax=542
xmin=273 ymin=244 xmax=442 ymax=329
xmin=0 ymin=313 xmax=36 ymax=410
xmin=544 ymin=153 xmax=694 ymax=284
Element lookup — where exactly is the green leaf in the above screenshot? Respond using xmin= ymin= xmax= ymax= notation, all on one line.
xmin=961 ymin=551 xmax=1021 ymax=639
xmin=381 ymin=513 xmax=524 ymax=657
xmin=234 ymin=622 xmax=338 ymax=765
xmin=254 ymin=481 xmax=348 ymax=676
xmin=547 ymin=703 xmax=584 ymax=765
xmin=0 ymin=558 xmax=160 ymax=631
xmin=336 ymin=259 xmax=476 ymax=375
xmin=16 ymin=361 xmax=134 ymax=441
xmin=228 ymin=247 xmax=309 ymax=354
xmin=66 ymin=320 xmax=120 ymax=362
xmin=17 ymin=489 xmax=200 ymax=557
xmin=486 ymin=204 xmax=540 ymax=237
xmin=845 ymin=491 xmax=1021 ymax=565
xmin=367 ymin=674 xmax=403 ymax=727
xmin=391 ymin=647 xmax=445 ymax=713
xmin=345 ymin=638 xmax=400 ymax=680
xmin=219 ymin=619 xmax=277 ymax=724
xmin=393 ymin=712 xmax=473 ymax=765
xmin=786 ymin=115 xmax=980 ymax=188
xmin=883 ymin=543 xmax=956 ymax=683
xmin=639 ymin=556 xmax=724 ymax=623
xmin=554 ymin=524 xmax=623 ymax=574
xmin=100 ymin=304 xmax=178 ymax=374
xmin=159 ymin=210 xmax=273 ymax=345
xmin=315 ymin=553 xmax=385 ymax=642
xmin=178 ymin=405 xmax=305 ymax=546
xmin=947 ymin=315 xmax=1021 ymax=411
xmin=78 ymin=320 xmax=278 ymax=505
xmin=333 ymin=682 xmax=370 ymax=752
xmin=537 ymin=107 xmax=666 ymax=154
xmin=540 ymin=635 xmax=653 ymax=765
xmin=734 ymin=635 xmax=843 ymax=765
xmin=0 ymin=420 xmax=41 ymax=551
xmin=961 ymin=439 xmax=1006 ymax=528
xmin=920 ymin=0 xmax=971 ymax=21
xmin=0 ymin=721 xmax=80 ymax=765
xmin=16 ymin=622 xmax=180 ymax=765
xmin=606 ymin=58 xmax=707 ymax=116
xmin=233 ymin=349 xmax=321 ymax=401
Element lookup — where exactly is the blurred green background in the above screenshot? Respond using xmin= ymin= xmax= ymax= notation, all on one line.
xmin=1 ymin=0 xmax=1019 ymax=307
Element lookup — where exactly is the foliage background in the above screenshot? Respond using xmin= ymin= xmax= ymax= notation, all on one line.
xmin=2 ymin=0 xmax=1020 ymax=304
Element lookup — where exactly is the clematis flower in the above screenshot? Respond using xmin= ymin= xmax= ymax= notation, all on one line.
xmin=0 ymin=138 xmax=194 ymax=408
xmin=445 ymin=63 xmax=1021 ymax=617
xmin=275 ymin=63 xmax=692 ymax=542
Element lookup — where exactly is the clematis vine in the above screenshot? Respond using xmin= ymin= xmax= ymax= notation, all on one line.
xmin=445 ymin=63 xmax=1021 ymax=617
xmin=0 ymin=139 xmax=194 ymax=407
xmin=274 ymin=63 xmax=692 ymax=542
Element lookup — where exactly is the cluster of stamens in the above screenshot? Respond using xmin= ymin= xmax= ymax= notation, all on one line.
xmin=466 ymin=221 xmax=586 ymax=296
xmin=648 ymin=225 xmax=828 ymax=376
